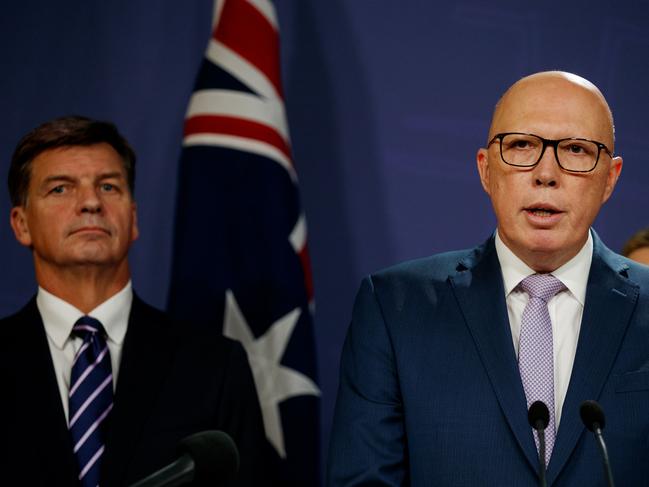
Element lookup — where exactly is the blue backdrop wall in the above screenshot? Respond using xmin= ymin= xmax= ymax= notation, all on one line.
xmin=2 ymin=0 xmax=648 ymax=473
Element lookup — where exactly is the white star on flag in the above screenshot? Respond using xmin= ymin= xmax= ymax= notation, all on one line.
xmin=223 ymin=289 xmax=321 ymax=458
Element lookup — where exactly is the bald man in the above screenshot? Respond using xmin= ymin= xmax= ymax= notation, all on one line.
xmin=327 ymin=72 xmax=649 ymax=486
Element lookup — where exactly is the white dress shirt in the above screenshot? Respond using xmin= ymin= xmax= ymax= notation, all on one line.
xmin=495 ymin=231 xmax=593 ymax=429
xmin=37 ymin=281 xmax=132 ymax=423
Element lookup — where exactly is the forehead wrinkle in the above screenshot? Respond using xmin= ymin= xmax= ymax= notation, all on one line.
xmin=39 ymin=170 xmax=125 ymax=185
xmin=97 ymin=171 xmax=126 ymax=180
xmin=41 ymin=174 xmax=75 ymax=184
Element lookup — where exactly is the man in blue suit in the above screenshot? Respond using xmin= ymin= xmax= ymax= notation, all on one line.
xmin=327 ymin=71 xmax=649 ymax=486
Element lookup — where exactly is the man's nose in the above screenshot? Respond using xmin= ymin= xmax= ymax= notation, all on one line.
xmin=533 ymin=143 xmax=560 ymax=187
xmin=78 ymin=186 xmax=102 ymax=213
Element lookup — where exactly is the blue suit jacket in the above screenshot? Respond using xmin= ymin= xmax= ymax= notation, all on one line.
xmin=327 ymin=233 xmax=649 ymax=486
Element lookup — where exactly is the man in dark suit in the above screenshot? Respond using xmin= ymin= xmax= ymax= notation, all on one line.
xmin=327 ymin=71 xmax=649 ymax=486
xmin=0 ymin=116 xmax=266 ymax=486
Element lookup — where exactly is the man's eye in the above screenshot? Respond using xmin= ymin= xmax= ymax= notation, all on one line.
xmin=101 ymin=183 xmax=115 ymax=192
xmin=50 ymin=186 xmax=65 ymax=194
xmin=507 ymin=138 xmax=536 ymax=150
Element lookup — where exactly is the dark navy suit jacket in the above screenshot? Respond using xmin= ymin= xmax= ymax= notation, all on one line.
xmin=0 ymin=295 xmax=268 ymax=486
xmin=327 ymin=233 xmax=649 ymax=486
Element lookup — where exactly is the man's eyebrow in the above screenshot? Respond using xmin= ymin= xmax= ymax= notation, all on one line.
xmin=40 ymin=172 xmax=126 ymax=186
xmin=41 ymin=175 xmax=75 ymax=186
xmin=97 ymin=171 xmax=126 ymax=180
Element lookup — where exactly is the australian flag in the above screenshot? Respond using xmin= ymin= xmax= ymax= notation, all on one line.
xmin=168 ymin=0 xmax=320 ymax=485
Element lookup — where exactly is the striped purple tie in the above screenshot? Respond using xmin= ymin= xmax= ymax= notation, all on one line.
xmin=518 ymin=274 xmax=565 ymax=464
xmin=68 ymin=316 xmax=113 ymax=487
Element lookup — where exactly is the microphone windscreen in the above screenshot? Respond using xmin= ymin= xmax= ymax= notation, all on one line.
xmin=580 ymin=400 xmax=606 ymax=432
xmin=178 ymin=430 xmax=240 ymax=485
xmin=528 ymin=400 xmax=550 ymax=430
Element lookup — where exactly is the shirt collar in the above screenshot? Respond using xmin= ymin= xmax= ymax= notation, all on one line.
xmin=37 ymin=281 xmax=133 ymax=349
xmin=494 ymin=230 xmax=592 ymax=306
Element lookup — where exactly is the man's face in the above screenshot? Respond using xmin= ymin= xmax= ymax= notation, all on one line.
xmin=10 ymin=143 xmax=139 ymax=273
xmin=477 ymin=75 xmax=622 ymax=271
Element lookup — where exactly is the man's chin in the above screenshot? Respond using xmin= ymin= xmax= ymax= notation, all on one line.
xmin=502 ymin=229 xmax=561 ymax=255
xmin=62 ymin=258 xmax=116 ymax=269
xmin=520 ymin=235 xmax=587 ymax=271
xmin=63 ymin=248 xmax=118 ymax=267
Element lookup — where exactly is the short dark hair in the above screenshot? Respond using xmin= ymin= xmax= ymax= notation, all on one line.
xmin=8 ymin=115 xmax=136 ymax=206
xmin=622 ymin=227 xmax=649 ymax=257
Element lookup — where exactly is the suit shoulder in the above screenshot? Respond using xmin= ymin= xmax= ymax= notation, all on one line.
xmin=132 ymin=295 xmax=245 ymax=356
xmin=592 ymin=238 xmax=649 ymax=291
xmin=623 ymin=258 xmax=649 ymax=289
xmin=370 ymin=246 xmax=478 ymax=287
xmin=352 ymin=245 xmax=486 ymax=313
xmin=0 ymin=298 xmax=38 ymax=338
xmin=0 ymin=297 xmax=37 ymax=321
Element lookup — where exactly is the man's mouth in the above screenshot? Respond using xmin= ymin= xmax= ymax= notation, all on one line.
xmin=69 ymin=226 xmax=111 ymax=236
xmin=526 ymin=207 xmax=560 ymax=217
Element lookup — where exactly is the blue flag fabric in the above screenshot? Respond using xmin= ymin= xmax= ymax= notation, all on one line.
xmin=168 ymin=0 xmax=320 ymax=485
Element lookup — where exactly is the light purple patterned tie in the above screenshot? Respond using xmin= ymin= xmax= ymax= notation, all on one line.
xmin=518 ymin=274 xmax=565 ymax=464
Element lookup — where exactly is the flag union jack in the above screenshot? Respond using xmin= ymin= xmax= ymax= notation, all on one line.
xmin=169 ymin=0 xmax=320 ymax=485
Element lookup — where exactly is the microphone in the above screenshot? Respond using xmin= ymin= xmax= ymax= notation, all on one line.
xmin=129 ymin=430 xmax=239 ymax=487
xmin=527 ymin=401 xmax=549 ymax=487
xmin=580 ymin=400 xmax=615 ymax=487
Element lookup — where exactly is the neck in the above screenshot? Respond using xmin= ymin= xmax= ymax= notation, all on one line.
xmin=496 ymin=230 xmax=589 ymax=274
xmin=34 ymin=261 xmax=131 ymax=313
xmin=523 ymin=251 xmax=573 ymax=273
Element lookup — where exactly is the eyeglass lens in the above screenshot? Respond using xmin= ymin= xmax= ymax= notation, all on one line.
xmin=500 ymin=133 xmax=599 ymax=172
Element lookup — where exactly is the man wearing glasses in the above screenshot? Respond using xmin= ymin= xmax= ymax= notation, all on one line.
xmin=328 ymin=71 xmax=649 ymax=486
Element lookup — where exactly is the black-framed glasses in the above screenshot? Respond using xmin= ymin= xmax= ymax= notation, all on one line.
xmin=487 ymin=132 xmax=613 ymax=173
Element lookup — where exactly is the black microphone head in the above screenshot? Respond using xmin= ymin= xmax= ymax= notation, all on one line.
xmin=178 ymin=430 xmax=240 ymax=485
xmin=580 ymin=400 xmax=606 ymax=432
xmin=528 ymin=400 xmax=550 ymax=430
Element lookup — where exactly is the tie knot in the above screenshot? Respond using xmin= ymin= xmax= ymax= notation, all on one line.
xmin=520 ymin=274 xmax=565 ymax=302
xmin=72 ymin=316 xmax=106 ymax=341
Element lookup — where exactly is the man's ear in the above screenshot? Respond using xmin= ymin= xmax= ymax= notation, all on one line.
xmin=601 ymin=155 xmax=623 ymax=204
xmin=130 ymin=201 xmax=139 ymax=243
xmin=476 ymin=148 xmax=491 ymax=195
xmin=10 ymin=206 xmax=33 ymax=247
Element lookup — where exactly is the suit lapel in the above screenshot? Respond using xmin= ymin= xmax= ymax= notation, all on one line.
xmin=14 ymin=299 xmax=79 ymax=485
xmin=547 ymin=237 xmax=638 ymax=484
xmin=101 ymin=296 xmax=177 ymax=486
xmin=449 ymin=239 xmax=540 ymax=472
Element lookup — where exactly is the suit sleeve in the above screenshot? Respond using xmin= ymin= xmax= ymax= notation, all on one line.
xmin=327 ymin=277 xmax=408 ymax=486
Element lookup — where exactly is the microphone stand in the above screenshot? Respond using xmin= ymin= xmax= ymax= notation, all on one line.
xmin=534 ymin=423 xmax=547 ymax=487
xmin=528 ymin=401 xmax=550 ymax=487
xmin=592 ymin=423 xmax=615 ymax=487
xmin=580 ymin=400 xmax=615 ymax=487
